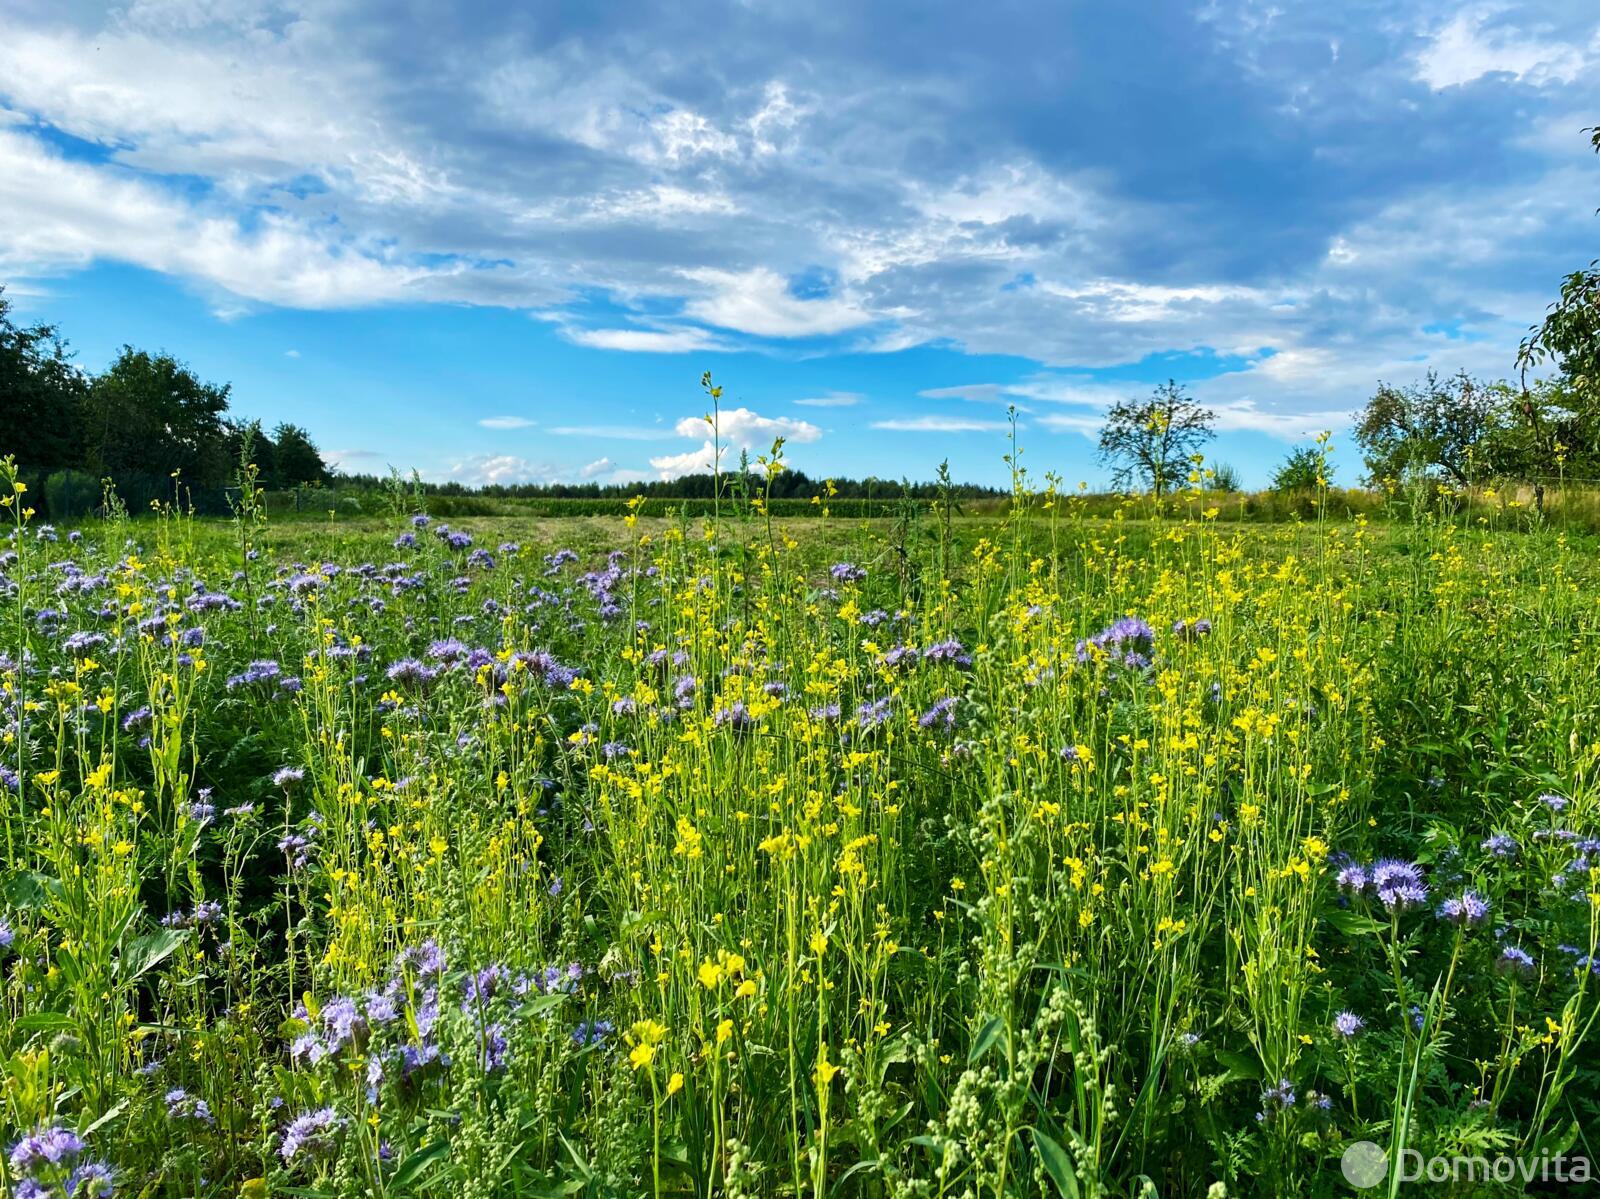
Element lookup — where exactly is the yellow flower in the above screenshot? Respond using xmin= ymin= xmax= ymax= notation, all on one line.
xmin=813 ymin=1052 xmax=840 ymax=1087
xmin=735 ymin=979 xmax=757 ymax=999
xmin=697 ymin=960 xmax=724 ymax=990
xmin=716 ymin=1018 xmax=734 ymax=1045
xmin=629 ymin=1042 xmax=656 ymax=1071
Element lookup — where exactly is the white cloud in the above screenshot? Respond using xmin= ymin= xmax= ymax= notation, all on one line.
xmin=871 ymin=415 xmax=1012 ymax=433
xmin=284 ymin=348 xmax=301 ymax=358
xmin=747 ymin=81 xmax=807 ymax=156
xmin=580 ymin=457 xmax=614 ymax=478
xmin=0 ymin=127 xmax=447 ymax=310
xmin=794 ymin=391 xmax=863 ymax=407
xmin=682 ymin=268 xmax=873 ymax=338
xmin=325 ymin=447 xmax=383 ymax=468
xmin=649 ymin=406 xmax=822 ymax=478
xmin=548 ymin=424 xmax=678 ymax=440
xmin=478 ymin=416 xmax=535 ymax=429
xmin=919 ymin=383 xmax=1021 ymax=406
xmin=561 ymin=326 xmax=721 ymax=353
xmin=1033 ymin=413 xmax=1102 ymax=437
xmin=649 ymin=108 xmax=739 ymax=163
xmin=1416 ymin=8 xmax=1591 ymax=90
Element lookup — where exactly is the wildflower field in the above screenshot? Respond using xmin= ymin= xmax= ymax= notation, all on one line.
xmin=4 ymin=465 xmax=1600 ymax=1198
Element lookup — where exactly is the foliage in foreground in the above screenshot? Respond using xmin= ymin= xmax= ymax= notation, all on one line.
xmin=2 ymin=462 xmax=1600 ymax=1197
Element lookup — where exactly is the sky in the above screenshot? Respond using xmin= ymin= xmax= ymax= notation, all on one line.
xmin=1 ymin=1 xmax=1597 ymax=489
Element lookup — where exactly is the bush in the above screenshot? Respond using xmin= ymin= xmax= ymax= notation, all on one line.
xmin=44 ymin=469 xmax=99 ymax=520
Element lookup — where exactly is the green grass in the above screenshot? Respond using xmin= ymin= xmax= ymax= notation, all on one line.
xmin=4 ymin=471 xmax=1600 ymax=1197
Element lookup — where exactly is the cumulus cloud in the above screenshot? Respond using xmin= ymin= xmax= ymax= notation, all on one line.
xmin=681 ymin=268 xmax=874 ymax=338
xmin=1416 ymin=7 xmax=1592 ymax=90
xmin=0 ymin=0 xmax=1595 ymax=435
xmin=649 ymin=406 xmax=822 ymax=478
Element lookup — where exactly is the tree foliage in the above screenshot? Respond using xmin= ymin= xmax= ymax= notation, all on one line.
xmin=0 ymin=291 xmax=88 ymax=476
xmin=1271 ymin=446 xmax=1325 ymax=492
xmin=1353 ymin=371 xmax=1500 ymax=485
xmin=1097 ymin=380 xmax=1216 ymax=496
xmin=1519 ymin=125 xmax=1600 ymax=397
xmin=0 ymin=287 xmax=327 ymax=509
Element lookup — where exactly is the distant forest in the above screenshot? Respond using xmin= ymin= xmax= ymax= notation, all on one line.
xmin=0 ymin=287 xmax=1004 ymax=517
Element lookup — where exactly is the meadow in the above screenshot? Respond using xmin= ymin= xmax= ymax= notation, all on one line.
xmin=3 ymin=461 xmax=1600 ymax=1198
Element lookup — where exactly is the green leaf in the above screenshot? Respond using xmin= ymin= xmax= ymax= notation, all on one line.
xmin=4 ymin=870 xmax=61 ymax=910
xmin=1214 ymin=1049 xmax=1261 ymax=1081
xmin=390 ymin=1140 xmax=450 ymax=1191
xmin=1032 ymin=1129 xmax=1080 ymax=1199
xmin=969 ymin=1015 xmax=1005 ymax=1064
xmin=83 ymin=1100 xmax=127 ymax=1137
xmin=116 ymin=928 xmax=188 ymax=982
xmin=11 ymin=1011 xmax=77 ymax=1035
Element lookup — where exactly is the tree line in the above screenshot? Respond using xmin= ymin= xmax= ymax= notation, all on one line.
xmin=0 ymin=288 xmax=328 ymax=514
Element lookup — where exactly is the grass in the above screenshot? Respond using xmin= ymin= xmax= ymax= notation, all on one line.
xmin=3 ymin=467 xmax=1600 ymax=1197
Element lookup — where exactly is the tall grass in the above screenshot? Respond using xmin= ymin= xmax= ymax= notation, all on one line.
xmin=2 ymin=459 xmax=1599 ymax=1197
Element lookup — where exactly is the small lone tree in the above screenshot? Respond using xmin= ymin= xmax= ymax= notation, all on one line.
xmin=1097 ymin=380 xmax=1215 ymax=496
xmin=1272 ymin=445 xmax=1325 ymax=492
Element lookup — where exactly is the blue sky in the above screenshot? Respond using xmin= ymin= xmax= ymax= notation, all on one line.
xmin=2 ymin=1 xmax=1597 ymax=488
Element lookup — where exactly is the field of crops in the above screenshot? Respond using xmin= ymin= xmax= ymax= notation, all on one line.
xmin=4 ymin=470 xmax=1600 ymax=1198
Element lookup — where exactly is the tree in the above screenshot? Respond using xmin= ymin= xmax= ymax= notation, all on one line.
xmin=0 ymin=288 xmax=89 ymax=475
xmin=270 ymin=422 xmax=328 ymax=488
xmin=1272 ymin=446 xmax=1324 ymax=492
xmin=1513 ymin=124 xmax=1600 ymax=480
xmin=1519 ymin=125 xmax=1600 ymax=396
xmin=83 ymin=347 xmax=233 ymax=488
xmin=1097 ymin=381 xmax=1215 ymax=496
xmin=1353 ymin=371 xmax=1498 ymax=486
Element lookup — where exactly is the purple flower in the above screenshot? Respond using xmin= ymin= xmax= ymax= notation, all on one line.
xmin=279 ymin=1107 xmax=343 ymax=1162
xmin=1335 ymin=862 xmax=1369 ymax=894
xmin=164 ymin=1087 xmax=214 ymax=1125
xmin=1540 ymin=793 xmax=1569 ymax=813
xmin=1369 ymin=859 xmax=1427 ymax=912
xmin=829 ymin=563 xmax=866 ymax=583
xmin=427 ymin=638 xmax=470 ymax=663
xmin=1498 ymin=945 xmax=1536 ymax=975
xmin=1332 ymin=1011 xmax=1365 ymax=1039
xmin=880 ymin=645 xmax=918 ymax=670
xmin=1436 ymin=890 xmax=1490 ymax=926
xmin=9 ymin=1125 xmax=85 ymax=1173
xmin=478 ymin=1022 xmax=510 ymax=1073
xmin=573 ymin=1019 xmax=615 ymax=1047
xmin=922 ymin=638 xmax=971 ymax=667
xmin=386 ymin=658 xmax=439 ymax=687
xmin=856 ymin=698 xmax=893 ymax=731
xmin=66 ymin=1161 xmax=115 ymax=1198
xmin=272 ymin=766 xmax=305 ymax=790
xmin=225 ymin=659 xmax=282 ymax=690
xmin=917 ymin=697 xmax=959 ymax=733
xmin=1075 ymin=616 xmax=1155 ymax=671
xmin=322 ymin=996 xmax=366 ymax=1051
xmin=398 ymin=940 xmax=446 ymax=980
xmin=1481 ymin=832 xmax=1518 ymax=859
xmin=713 ymin=702 xmax=754 ymax=732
